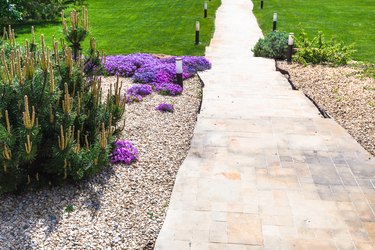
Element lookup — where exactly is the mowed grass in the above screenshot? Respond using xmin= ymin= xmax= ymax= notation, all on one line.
xmin=13 ymin=0 xmax=221 ymax=56
xmin=252 ymin=0 xmax=375 ymax=62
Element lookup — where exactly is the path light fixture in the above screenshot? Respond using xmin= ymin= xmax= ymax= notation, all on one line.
xmin=176 ymin=57 xmax=183 ymax=87
xmin=273 ymin=12 xmax=277 ymax=31
xmin=204 ymin=2 xmax=208 ymax=18
xmin=195 ymin=21 xmax=200 ymax=45
xmin=261 ymin=0 xmax=264 ymax=9
xmin=287 ymin=32 xmax=294 ymax=63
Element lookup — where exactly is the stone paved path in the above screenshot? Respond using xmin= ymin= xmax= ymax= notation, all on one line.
xmin=155 ymin=0 xmax=375 ymax=249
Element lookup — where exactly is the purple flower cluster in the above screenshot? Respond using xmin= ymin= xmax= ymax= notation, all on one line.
xmin=126 ymin=84 xmax=153 ymax=103
xmin=105 ymin=53 xmax=157 ymax=77
xmin=110 ymin=140 xmax=139 ymax=165
xmin=162 ymin=56 xmax=212 ymax=74
xmin=155 ymin=103 xmax=174 ymax=113
xmin=155 ymin=82 xmax=182 ymax=96
xmin=105 ymin=54 xmax=211 ymax=97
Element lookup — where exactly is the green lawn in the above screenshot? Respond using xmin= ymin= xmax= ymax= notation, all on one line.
xmin=252 ymin=0 xmax=375 ymax=63
xmin=13 ymin=0 xmax=221 ymax=56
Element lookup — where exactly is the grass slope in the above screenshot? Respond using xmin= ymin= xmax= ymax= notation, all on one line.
xmin=14 ymin=0 xmax=221 ymax=56
xmin=252 ymin=0 xmax=375 ymax=63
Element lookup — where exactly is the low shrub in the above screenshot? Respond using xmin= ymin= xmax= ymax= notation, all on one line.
xmin=252 ymin=31 xmax=289 ymax=59
xmin=293 ymin=31 xmax=355 ymax=66
xmin=0 ymin=0 xmax=23 ymax=26
xmin=0 ymin=0 xmax=68 ymax=27
xmin=21 ymin=0 xmax=65 ymax=22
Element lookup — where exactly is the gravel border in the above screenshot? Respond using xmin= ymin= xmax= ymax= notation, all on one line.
xmin=0 ymin=76 xmax=202 ymax=249
xmin=277 ymin=61 xmax=375 ymax=156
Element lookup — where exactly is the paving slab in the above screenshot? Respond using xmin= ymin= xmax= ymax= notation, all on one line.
xmin=155 ymin=0 xmax=375 ymax=249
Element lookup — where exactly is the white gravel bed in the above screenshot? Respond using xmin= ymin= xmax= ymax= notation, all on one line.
xmin=278 ymin=61 xmax=375 ymax=156
xmin=0 ymin=76 xmax=202 ymax=249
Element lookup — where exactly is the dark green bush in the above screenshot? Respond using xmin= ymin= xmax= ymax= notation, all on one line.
xmin=252 ymin=31 xmax=289 ymax=59
xmin=0 ymin=1 xmax=73 ymax=27
xmin=0 ymin=0 xmax=23 ymax=26
xmin=0 ymin=9 xmax=125 ymax=195
xmin=21 ymin=0 xmax=65 ymax=21
xmin=293 ymin=31 xmax=355 ymax=66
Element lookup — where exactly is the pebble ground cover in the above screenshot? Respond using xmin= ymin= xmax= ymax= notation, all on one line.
xmin=15 ymin=0 xmax=222 ymax=55
xmin=1 ymin=0 xmax=218 ymax=246
xmin=252 ymin=0 xmax=375 ymax=63
xmin=0 ymin=53 xmax=208 ymax=248
xmin=0 ymin=76 xmax=203 ymax=249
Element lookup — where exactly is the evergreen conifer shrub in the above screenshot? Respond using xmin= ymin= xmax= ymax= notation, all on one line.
xmin=252 ymin=31 xmax=289 ymax=60
xmin=0 ymin=9 xmax=125 ymax=194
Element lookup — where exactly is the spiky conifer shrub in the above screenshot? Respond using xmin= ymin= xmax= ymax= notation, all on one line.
xmin=62 ymin=7 xmax=89 ymax=61
xmin=0 ymin=11 xmax=125 ymax=194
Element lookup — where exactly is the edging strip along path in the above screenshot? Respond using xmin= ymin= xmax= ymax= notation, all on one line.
xmin=155 ymin=0 xmax=375 ymax=249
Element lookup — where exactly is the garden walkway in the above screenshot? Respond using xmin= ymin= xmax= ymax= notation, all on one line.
xmin=155 ymin=0 xmax=375 ymax=249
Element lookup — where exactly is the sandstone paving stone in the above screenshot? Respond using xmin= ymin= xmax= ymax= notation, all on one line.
xmin=155 ymin=0 xmax=375 ymax=248
xmin=364 ymin=222 xmax=375 ymax=242
xmin=294 ymin=239 xmax=338 ymax=250
xmin=354 ymin=242 xmax=375 ymax=250
xmin=227 ymin=213 xmax=263 ymax=245
xmin=192 ymin=230 xmax=210 ymax=243
xmin=209 ymin=221 xmax=228 ymax=243
xmin=346 ymin=221 xmax=371 ymax=243
xmin=354 ymin=202 xmax=375 ymax=222
xmin=154 ymin=240 xmax=190 ymax=250
xmin=278 ymin=226 xmax=298 ymax=238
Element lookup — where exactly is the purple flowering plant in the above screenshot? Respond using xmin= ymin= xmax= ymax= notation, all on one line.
xmin=105 ymin=53 xmax=157 ymax=77
xmin=110 ymin=140 xmax=139 ymax=165
xmin=155 ymin=103 xmax=174 ymax=113
xmin=105 ymin=54 xmax=211 ymax=98
xmin=154 ymin=82 xmax=182 ymax=96
xmin=126 ymin=84 xmax=153 ymax=103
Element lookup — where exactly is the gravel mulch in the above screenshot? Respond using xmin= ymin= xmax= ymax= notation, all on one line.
xmin=0 ymin=76 xmax=202 ymax=249
xmin=277 ymin=61 xmax=375 ymax=156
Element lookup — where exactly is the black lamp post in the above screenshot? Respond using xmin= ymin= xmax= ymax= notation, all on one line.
xmin=176 ymin=57 xmax=183 ymax=87
xmin=273 ymin=12 xmax=277 ymax=31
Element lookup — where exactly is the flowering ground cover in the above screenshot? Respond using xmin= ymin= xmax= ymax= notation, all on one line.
xmin=105 ymin=53 xmax=211 ymax=100
xmin=110 ymin=140 xmax=139 ymax=165
xmin=155 ymin=103 xmax=175 ymax=113
xmin=103 ymin=53 xmax=210 ymax=166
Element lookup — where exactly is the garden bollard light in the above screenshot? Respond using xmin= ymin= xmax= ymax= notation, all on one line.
xmin=204 ymin=2 xmax=208 ymax=18
xmin=176 ymin=57 xmax=183 ymax=87
xmin=195 ymin=21 xmax=200 ymax=45
xmin=273 ymin=12 xmax=277 ymax=31
xmin=261 ymin=0 xmax=264 ymax=9
xmin=287 ymin=32 xmax=294 ymax=63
